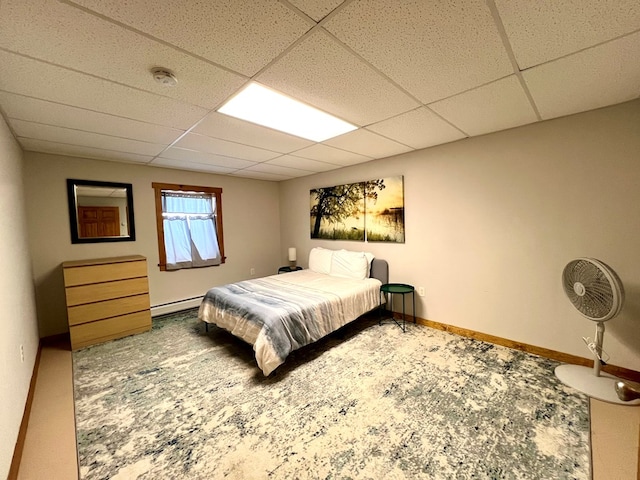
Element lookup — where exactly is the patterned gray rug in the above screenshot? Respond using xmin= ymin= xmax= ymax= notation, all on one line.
xmin=73 ymin=309 xmax=590 ymax=479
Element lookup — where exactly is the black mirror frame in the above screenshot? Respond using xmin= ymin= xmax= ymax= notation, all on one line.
xmin=67 ymin=179 xmax=136 ymax=244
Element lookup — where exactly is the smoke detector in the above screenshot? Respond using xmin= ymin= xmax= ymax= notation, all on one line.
xmin=151 ymin=67 xmax=178 ymax=87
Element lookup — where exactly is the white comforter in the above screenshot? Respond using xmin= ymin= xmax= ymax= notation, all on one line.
xmin=198 ymin=270 xmax=382 ymax=375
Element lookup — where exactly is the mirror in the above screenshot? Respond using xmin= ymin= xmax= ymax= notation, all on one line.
xmin=67 ymin=179 xmax=136 ymax=244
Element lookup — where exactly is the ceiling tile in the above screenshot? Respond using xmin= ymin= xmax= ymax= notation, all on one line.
xmin=522 ymin=32 xmax=640 ymax=120
xmin=231 ymin=170 xmax=292 ymax=181
xmin=0 ymin=50 xmax=209 ymax=129
xmin=324 ymin=129 xmax=412 ymax=158
xmin=293 ymin=144 xmax=372 ymax=166
xmin=495 ymin=0 xmax=640 ymax=69
xmin=0 ymin=92 xmax=184 ymax=145
xmin=12 ymin=120 xmax=166 ymax=156
xmin=159 ymin=147 xmax=256 ymax=169
xmin=257 ymin=29 xmax=419 ymax=125
xmin=68 ymin=0 xmax=313 ymax=76
xmin=267 ymin=155 xmax=337 ymax=172
xmin=366 ymin=107 xmax=466 ymax=150
xmin=429 ymin=76 xmax=538 ymax=136
xmin=242 ymin=163 xmax=312 ymax=178
xmin=0 ymin=0 xmax=637 ymax=182
xmin=288 ymin=0 xmax=347 ymax=22
xmin=324 ymin=0 xmax=513 ymax=103
xmin=0 ymin=0 xmax=246 ymax=110
xmin=150 ymin=157 xmax=237 ymax=174
xmin=173 ymin=133 xmax=280 ymax=161
xmin=19 ymin=138 xmax=154 ymax=164
xmin=192 ymin=112 xmax=313 ymax=153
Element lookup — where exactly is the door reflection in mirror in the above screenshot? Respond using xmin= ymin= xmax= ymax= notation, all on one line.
xmin=67 ymin=179 xmax=136 ymax=244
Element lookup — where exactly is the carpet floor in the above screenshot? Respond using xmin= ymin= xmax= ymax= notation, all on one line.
xmin=73 ymin=309 xmax=590 ymax=479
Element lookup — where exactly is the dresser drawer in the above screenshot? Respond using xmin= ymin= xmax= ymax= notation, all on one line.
xmin=63 ymin=255 xmax=152 ymax=349
xmin=63 ymin=259 xmax=147 ymax=287
xmin=70 ymin=310 xmax=151 ymax=350
xmin=67 ymin=293 xmax=150 ymax=326
xmin=65 ymin=277 xmax=149 ymax=307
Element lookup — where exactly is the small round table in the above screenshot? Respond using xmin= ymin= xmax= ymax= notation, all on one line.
xmin=278 ymin=265 xmax=302 ymax=274
xmin=380 ymin=283 xmax=416 ymax=332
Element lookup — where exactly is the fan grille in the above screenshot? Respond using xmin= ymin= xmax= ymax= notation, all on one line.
xmin=562 ymin=258 xmax=624 ymax=321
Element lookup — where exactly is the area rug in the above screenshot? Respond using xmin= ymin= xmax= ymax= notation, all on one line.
xmin=73 ymin=309 xmax=590 ymax=479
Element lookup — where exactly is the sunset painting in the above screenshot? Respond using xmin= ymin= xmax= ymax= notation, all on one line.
xmin=365 ymin=175 xmax=405 ymax=243
xmin=310 ymin=176 xmax=404 ymax=243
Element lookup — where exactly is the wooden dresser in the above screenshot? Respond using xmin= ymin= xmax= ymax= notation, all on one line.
xmin=62 ymin=255 xmax=152 ymax=350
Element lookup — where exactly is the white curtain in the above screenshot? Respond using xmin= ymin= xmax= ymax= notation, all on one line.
xmin=162 ymin=194 xmax=213 ymax=215
xmin=162 ymin=192 xmax=221 ymax=270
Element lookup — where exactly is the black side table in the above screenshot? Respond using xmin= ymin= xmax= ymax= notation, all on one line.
xmin=380 ymin=283 xmax=416 ymax=332
xmin=278 ymin=266 xmax=302 ymax=274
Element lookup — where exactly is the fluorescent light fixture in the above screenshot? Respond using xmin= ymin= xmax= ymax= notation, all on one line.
xmin=218 ymin=82 xmax=357 ymax=142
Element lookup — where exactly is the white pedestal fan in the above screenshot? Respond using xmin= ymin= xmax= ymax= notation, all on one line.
xmin=555 ymin=258 xmax=640 ymax=406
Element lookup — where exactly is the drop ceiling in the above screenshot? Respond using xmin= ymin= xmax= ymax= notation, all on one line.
xmin=1 ymin=0 xmax=639 ymax=181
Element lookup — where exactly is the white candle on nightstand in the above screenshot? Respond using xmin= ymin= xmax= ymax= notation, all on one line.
xmin=288 ymin=247 xmax=297 ymax=268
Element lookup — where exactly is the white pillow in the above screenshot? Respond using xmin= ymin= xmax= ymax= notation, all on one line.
xmin=308 ymin=247 xmax=333 ymax=274
xmin=364 ymin=252 xmax=375 ymax=277
xmin=330 ymin=249 xmax=369 ymax=280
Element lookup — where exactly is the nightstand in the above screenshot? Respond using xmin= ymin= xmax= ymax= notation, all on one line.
xmin=278 ymin=266 xmax=302 ymax=274
xmin=379 ymin=283 xmax=416 ymax=332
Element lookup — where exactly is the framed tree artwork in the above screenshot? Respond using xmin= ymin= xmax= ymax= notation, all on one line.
xmin=310 ymin=176 xmax=404 ymax=243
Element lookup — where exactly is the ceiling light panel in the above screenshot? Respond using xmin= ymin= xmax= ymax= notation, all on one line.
xmin=218 ymin=82 xmax=357 ymax=142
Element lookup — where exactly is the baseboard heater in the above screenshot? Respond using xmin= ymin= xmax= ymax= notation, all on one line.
xmin=151 ymin=296 xmax=203 ymax=317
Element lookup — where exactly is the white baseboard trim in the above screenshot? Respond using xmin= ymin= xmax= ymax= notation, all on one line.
xmin=151 ymin=297 xmax=202 ymax=317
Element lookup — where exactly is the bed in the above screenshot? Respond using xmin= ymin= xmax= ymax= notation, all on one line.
xmin=198 ymin=248 xmax=389 ymax=375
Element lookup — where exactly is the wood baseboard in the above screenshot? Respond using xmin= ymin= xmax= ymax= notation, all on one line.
xmin=7 ymin=341 xmax=43 ymax=480
xmin=405 ymin=315 xmax=640 ymax=383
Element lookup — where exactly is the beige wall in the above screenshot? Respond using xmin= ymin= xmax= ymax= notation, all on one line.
xmin=24 ymin=153 xmax=282 ymax=337
xmin=0 ymin=117 xmax=39 ymax=478
xmin=279 ymin=99 xmax=640 ymax=372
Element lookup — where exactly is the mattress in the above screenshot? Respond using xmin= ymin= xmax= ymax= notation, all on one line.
xmin=198 ymin=269 xmax=382 ymax=375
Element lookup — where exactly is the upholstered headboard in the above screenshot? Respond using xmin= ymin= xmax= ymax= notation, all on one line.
xmin=370 ymin=258 xmax=389 ymax=285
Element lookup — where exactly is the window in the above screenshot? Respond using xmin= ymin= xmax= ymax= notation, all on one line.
xmin=152 ymin=183 xmax=225 ymax=271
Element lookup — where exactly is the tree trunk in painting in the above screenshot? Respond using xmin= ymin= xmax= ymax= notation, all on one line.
xmin=310 ymin=181 xmax=386 ymax=239
xmin=311 ymin=190 xmax=330 ymax=238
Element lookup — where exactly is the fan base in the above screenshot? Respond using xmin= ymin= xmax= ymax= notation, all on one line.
xmin=555 ymin=364 xmax=640 ymax=406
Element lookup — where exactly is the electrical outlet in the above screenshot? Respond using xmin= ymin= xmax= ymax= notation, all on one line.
xmin=250 ymin=268 xmax=255 ymax=276
xmin=20 ymin=345 xmax=24 ymax=363
xmin=418 ymin=287 xmax=425 ymax=297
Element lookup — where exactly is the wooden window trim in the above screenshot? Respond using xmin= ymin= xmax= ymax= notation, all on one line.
xmin=152 ymin=182 xmax=225 ymax=271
